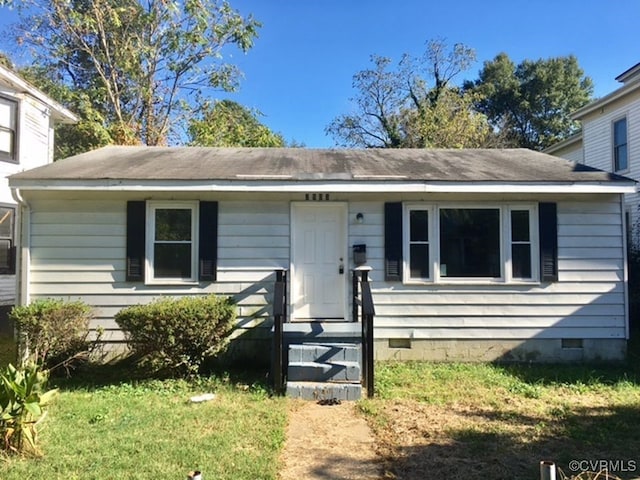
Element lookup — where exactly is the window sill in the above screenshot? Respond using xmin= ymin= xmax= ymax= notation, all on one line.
xmin=404 ymin=279 xmax=540 ymax=286
xmin=145 ymin=280 xmax=201 ymax=286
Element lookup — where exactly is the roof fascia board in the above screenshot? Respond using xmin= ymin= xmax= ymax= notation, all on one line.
xmin=9 ymin=180 xmax=636 ymax=194
xmin=572 ymin=79 xmax=640 ymax=120
xmin=0 ymin=65 xmax=78 ymax=123
xmin=543 ymin=133 xmax=583 ymax=154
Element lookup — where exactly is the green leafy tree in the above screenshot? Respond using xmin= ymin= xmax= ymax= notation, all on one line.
xmin=466 ymin=53 xmax=593 ymax=150
xmin=326 ymin=38 xmax=497 ymax=149
xmin=188 ymin=100 xmax=285 ymax=147
xmin=401 ymin=89 xmax=497 ymax=148
xmin=16 ymin=0 xmax=260 ymax=147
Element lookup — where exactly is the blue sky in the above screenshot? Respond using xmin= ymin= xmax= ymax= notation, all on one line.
xmin=222 ymin=0 xmax=639 ymax=147
xmin=2 ymin=0 xmax=639 ymax=147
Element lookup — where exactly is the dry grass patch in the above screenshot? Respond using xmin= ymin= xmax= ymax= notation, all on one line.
xmin=360 ymin=362 xmax=640 ymax=480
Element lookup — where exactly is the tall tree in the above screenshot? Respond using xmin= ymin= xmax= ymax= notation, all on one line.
xmin=326 ymin=38 xmax=496 ymax=149
xmin=16 ymin=0 xmax=260 ymax=146
xmin=188 ymin=100 xmax=285 ymax=147
xmin=466 ymin=53 xmax=593 ymax=150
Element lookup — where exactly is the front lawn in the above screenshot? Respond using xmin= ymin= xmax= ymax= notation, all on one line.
xmin=1 ymin=370 xmax=287 ymax=480
xmin=360 ymin=361 xmax=640 ymax=479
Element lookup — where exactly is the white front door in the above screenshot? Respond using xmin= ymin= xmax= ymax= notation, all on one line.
xmin=291 ymin=203 xmax=347 ymax=321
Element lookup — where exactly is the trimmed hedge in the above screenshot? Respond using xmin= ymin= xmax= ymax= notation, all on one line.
xmin=115 ymin=295 xmax=236 ymax=376
xmin=9 ymin=298 xmax=94 ymax=370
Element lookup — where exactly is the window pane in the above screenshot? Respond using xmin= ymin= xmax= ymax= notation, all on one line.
xmin=0 ymin=130 xmax=12 ymax=154
xmin=154 ymin=244 xmax=192 ymax=278
xmin=511 ymin=210 xmax=530 ymax=242
xmin=0 ymin=238 xmax=10 ymax=270
xmin=512 ymin=244 xmax=532 ymax=278
xmin=440 ymin=208 xmax=500 ymax=277
xmin=410 ymin=244 xmax=429 ymax=278
xmin=615 ymin=144 xmax=628 ymax=171
xmin=614 ymin=118 xmax=627 ymax=144
xmin=410 ymin=210 xmax=429 ymax=241
xmin=0 ymin=207 xmax=13 ymax=238
xmin=155 ymin=209 xmax=191 ymax=241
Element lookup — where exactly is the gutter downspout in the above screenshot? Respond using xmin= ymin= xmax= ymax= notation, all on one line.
xmin=621 ymin=194 xmax=630 ymax=342
xmin=10 ymin=187 xmax=30 ymax=308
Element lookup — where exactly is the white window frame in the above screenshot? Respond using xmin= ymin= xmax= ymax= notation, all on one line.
xmin=145 ymin=201 xmax=199 ymax=284
xmin=403 ymin=202 xmax=539 ymax=285
xmin=505 ymin=204 xmax=539 ymax=283
xmin=612 ymin=116 xmax=629 ymax=173
xmin=403 ymin=204 xmax=435 ymax=282
xmin=0 ymin=95 xmax=18 ymax=164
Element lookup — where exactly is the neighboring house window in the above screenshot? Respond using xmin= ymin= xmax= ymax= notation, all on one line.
xmin=126 ymin=200 xmax=217 ymax=283
xmin=147 ymin=202 xmax=198 ymax=283
xmin=0 ymin=96 xmax=18 ymax=163
xmin=613 ymin=117 xmax=628 ymax=172
xmin=0 ymin=205 xmax=15 ymax=274
xmin=402 ymin=204 xmax=539 ymax=283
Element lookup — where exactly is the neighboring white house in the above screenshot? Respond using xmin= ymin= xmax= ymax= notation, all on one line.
xmin=8 ymin=147 xmax=635 ymax=365
xmin=546 ymin=62 xmax=640 ymax=246
xmin=0 ymin=65 xmax=77 ymax=315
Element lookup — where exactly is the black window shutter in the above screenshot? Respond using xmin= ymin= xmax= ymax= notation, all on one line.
xmin=8 ymin=244 xmax=15 ymax=275
xmin=126 ymin=201 xmax=146 ymax=281
xmin=539 ymin=202 xmax=558 ymax=282
xmin=384 ymin=202 xmax=403 ymax=281
xmin=199 ymin=201 xmax=218 ymax=281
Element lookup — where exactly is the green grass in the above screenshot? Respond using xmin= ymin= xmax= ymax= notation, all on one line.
xmin=361 ymin=361 xmax=640 ymax=479
xmin=1 ymin=370 xmax=287 ymax=480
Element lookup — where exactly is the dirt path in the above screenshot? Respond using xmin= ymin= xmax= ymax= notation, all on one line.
xmin=279 ymin=399 xmax=382 ymax=479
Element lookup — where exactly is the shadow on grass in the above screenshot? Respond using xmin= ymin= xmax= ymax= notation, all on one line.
xmin=47 ymin=355 xmax=273 ymax=394
xmin=384 ymin=404 xmax=640 ymax=480
xmin=489 ymin=331 xmax=640 ymax=388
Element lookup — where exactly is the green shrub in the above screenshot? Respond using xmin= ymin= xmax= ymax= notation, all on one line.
xmin=9 ymin=299 xmax=94 ymax=371
xmin=114 ymin=295 xmax=237 ymax=376
xmin=0 ymin=363 xmax=57 ymax=455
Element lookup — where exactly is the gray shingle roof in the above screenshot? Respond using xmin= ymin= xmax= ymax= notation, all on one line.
xmin=8 ymin=146 xmax=632 ymax=184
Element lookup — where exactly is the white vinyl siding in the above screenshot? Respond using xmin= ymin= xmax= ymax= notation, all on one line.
xmin=350 ymin=196 xmax=626 ymax=341
xmin=24 ymin=193 xmax=626 ymax=345
xmin=27 ymin=198 xmax=290 ymax=342
xmin=581 ymin=87 xmax=640 ymax=246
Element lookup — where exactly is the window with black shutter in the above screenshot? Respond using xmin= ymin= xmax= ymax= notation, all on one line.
xmin=126 ymin=200 xmax=218 ymax=283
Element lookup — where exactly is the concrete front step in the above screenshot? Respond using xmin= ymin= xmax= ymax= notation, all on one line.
xmin=286 ymin=381 xmax=362 ymax=401
xmin=288 ymin=360 xmax=360 ymax=382
xmin=288 ymin=343 xmax=360 ymax=363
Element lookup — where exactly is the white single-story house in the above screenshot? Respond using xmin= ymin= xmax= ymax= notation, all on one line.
xmin=7 ymin=146 xmax=636 ymax=368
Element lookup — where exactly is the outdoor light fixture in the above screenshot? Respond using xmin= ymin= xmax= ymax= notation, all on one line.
xmin=356 ymin=212 xmax=364 ymax=224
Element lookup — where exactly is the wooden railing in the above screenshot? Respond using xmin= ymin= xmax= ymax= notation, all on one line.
xmin=353 ymin=267 xmax=376 ymax=397
xmin=272 ymin=269 xmax=288 ymax=394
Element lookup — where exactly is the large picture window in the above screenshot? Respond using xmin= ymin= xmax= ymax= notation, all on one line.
xmin=147 ymin=202 xmax=198 ymax=283
xmin=404 ymin=204 xmax=538 ymax=283
xmin=440 ymin=208 xmax=500 ymax=278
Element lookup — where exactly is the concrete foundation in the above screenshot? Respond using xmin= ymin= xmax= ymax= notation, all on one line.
xmin=374 ymin=338 xmax=627 ymax=363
